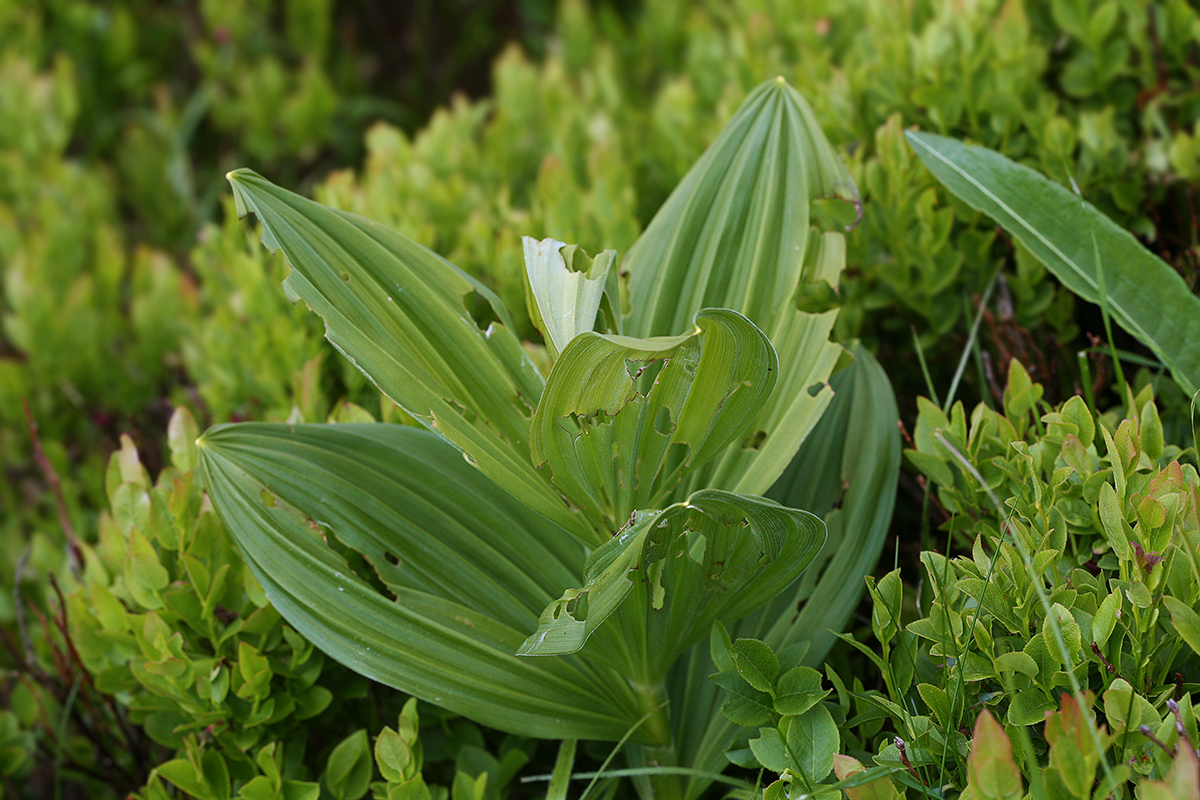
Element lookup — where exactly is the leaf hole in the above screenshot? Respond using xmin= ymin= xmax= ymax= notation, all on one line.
xmin=806 ymin=381 xmax=827 ymax=398
xmin=445 ymin=398 xmax=478 ymax=425
xmin=811 ymin=196 xmax=862 ymax=232
xmin=464 ymin=290 xmax=501 ymax=331
xmin=383 ymin=551 xmax=401 ymax=567
xmin=511 ymin=393 xmax=535 ymax=417
xmin=654 ymin=406 xmax=674 ymax=435
xmin=629 ymin=359 xmax=664 ymax=394
xmin=741 ymin=430 xmax=767 ymax=450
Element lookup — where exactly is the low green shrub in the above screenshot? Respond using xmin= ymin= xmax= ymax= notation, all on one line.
xmin=3 ymin=404 xmax=536 ymax=799
xmin=716 ymin=364 xmax=1199 ymax=797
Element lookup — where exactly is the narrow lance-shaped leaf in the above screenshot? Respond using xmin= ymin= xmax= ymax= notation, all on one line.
xmin=624 ymin=78 xmax=857 ymax=497
xmin=197 ymin=422 xmax=644 ymax=741
xmin=225 ymin=170 xmax=591 ymax=541
xmin=906 ymin=130 xmax=1200 ymax=397
xmin=530 ymin=308 xmax=777 ymax=532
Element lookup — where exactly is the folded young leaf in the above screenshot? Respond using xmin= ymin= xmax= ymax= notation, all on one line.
xmin=197 ymin=422 xmax=644 ymax=741
xmin=226 ymin=170 xmax=592 ymax=541
xmin=523 ymin=236 xmax=618 ymax=359
xmin=518 ymin=489 xmax=825 ymax=682
xmin=906 ymin=130 xmax=1200 ymax=397
xmin=529 ymin=308 xmax=777 ymax=531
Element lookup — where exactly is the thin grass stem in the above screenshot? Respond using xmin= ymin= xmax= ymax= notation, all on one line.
xmin=933 ymin=431 xmax=1118 ymax=793
xmin=945 ymin=268 xmax=1000 ymax=413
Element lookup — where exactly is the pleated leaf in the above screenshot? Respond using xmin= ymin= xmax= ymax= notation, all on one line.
xmin=529 ymin=308 xmax=777 ymax=532
xmin=518 ymin=490 xmax=825 ymax=681
xmin=906 ymin=130 xmax=1200 ymax=397
xmin=197 ymin=422 xmax=642 ymax=741
xmin=225 ymin=170 xmax=588 ymax=540
xmin=623 ymin=78 xmax=857 ymax=497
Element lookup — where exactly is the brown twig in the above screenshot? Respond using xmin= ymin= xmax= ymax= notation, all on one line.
xmin=1090 ymin=642 xmax=1117 ymax=675
xmin=1140 ymin=725 xmax=1174 ymax=756
xmin=46 ymin=575 xmax=94 ymax=694
xmin=37 ymin=576 xmax=143 ymax=789
xmin=894 ymin=737 xmax=925 ymax=786
xmin=23 ymin=398 xmax=82 ymax=581
xmin=14 ymin=545 xmax=37 ymax=670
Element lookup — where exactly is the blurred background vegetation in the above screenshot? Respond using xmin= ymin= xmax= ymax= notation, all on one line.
xmin=2 ymin=0 xmax=1197 ymax=797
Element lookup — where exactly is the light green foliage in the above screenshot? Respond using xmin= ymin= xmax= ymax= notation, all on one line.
xmin=545 ymin=0 xmax=1199 ymax=342
xmin=52 ymin=406 xmax=464 ymax=799
xmin=0 ymin=39 xmax=196 ymax=617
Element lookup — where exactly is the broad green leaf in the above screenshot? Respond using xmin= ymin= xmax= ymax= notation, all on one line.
xmin=759 ymin=346 xmax=901 ymax=662
xmin=729 ymin=639 xmax=780 ymax=694
xmin=626 ymin=78 xmax=857 ymax=337
xmin=624 ymin=78 xmax=856 ymax=495
xmin=197 ymin=422 xmax=642 ymax=741
xmin=906 ymin=130 xmax=1200 ymax=397
xmin=517 ymin=490 xmax=824 ymax=680
xmin=324 ymin=730 xmax=372 ymax=800
xmin=967 ymin=710 xmax=1023 ymax=800
xmin=1163 ymin=595 xmax=1200 ymax=658
xmin=225 ymin=170 xmax=588 ymax=540
xmin=522 ymin=236 xmax=617 ymax=358
xmin=154 ymin=759 xmax=212 ymax=800
xmin=775 ymin=666 xmax=828 ymax=717
xmin=711 ymin=671 xmax=774 ymax=727
xmin=785 ymin=703 xmax=838 ymax=783
xmin=530 ymin=308 xmax=777 ymax=531
xmin=748 ymin=727 xmax=792 ymax=774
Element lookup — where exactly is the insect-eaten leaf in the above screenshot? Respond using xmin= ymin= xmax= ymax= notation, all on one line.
xmin=530 ymin=308 xmax=778 ymax=532
xmin=523 ymin=236 xmax=620 ymax=359
xmin=517 ymin=489 xmax=824 ymax=680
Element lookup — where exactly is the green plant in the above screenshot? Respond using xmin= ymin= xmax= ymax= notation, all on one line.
xmin=196 ymin=78 xmax=901 ymax=799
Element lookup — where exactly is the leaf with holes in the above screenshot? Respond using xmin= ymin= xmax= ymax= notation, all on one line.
xmin=529 ymin=308 xmax=776 ymax=531
xmin=518 ymin=491 xmax=824 ymax=678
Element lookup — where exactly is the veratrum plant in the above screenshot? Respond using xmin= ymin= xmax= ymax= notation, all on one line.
xmin=198 ymin=78 xmax=897 ymax=799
